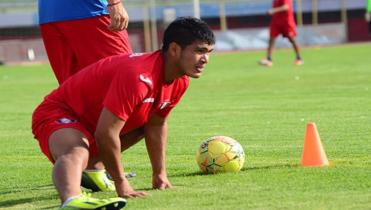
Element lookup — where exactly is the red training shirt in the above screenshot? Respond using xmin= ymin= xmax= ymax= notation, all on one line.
xmin=33 ymin=51 xmax=189 ymax=135
xmin=271 ymin=0 xmax=295 ymax=26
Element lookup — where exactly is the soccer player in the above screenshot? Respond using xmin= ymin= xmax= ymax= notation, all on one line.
xmin=38 ymin=0 xmax=132 ymax=84
xmin=259 ymin=0 xmax=303 ymax=67
xmin=39 ymin=0 xmax=133 ymax=192
xmin=31 ymin=17 xmax=215 ymax=209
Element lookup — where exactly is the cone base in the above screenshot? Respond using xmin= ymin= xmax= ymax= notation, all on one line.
xmin=301 ymin=161 xmax=329 ymax=167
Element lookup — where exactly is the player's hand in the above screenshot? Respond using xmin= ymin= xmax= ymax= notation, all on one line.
xmin=115 ymin=178 xmax=148 ymax=198
xmin=107 ymin=2 xmax=129 ymax=31
xmin=152 ymin=173 xmax=172 ymax=190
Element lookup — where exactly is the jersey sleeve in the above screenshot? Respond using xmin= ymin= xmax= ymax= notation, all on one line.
xmin=103 ymin=67 xmax=148 ymax=121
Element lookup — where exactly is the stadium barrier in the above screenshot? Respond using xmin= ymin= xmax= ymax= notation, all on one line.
xmin=215 ymin=23 xmax=346 ymax=51
xmin=0 ymin=38 xmax=46 ymax=64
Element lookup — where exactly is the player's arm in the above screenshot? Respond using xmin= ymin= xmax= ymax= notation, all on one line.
xmin=107 ymin=0 xmax=129 ymax=31
xmin=144 ymin=114 xmax=173 ymax=190
xmin=268 ymin=4 xmax=289 ymax=15
xmin=95 ymin=108 xmax=147 ymax=198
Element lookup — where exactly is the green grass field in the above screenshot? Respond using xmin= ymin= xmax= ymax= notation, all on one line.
xmin=0 ymin=43 xmax=370 ymax=210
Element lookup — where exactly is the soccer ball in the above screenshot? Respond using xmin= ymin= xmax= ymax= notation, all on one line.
xmin=196 ymin=136 xmax=245 ymax=173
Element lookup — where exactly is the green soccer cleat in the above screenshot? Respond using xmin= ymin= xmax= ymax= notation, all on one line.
xmin=81 ymin=170 xmax=116 ymax=192
xmin=60 ymin=193 xmax=126 ymax=210
xmin=81 ymin=170 xmax=137 ymax=192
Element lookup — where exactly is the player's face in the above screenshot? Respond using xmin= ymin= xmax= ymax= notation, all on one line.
xmin=179 ymin=41 xmax=214 ymax=78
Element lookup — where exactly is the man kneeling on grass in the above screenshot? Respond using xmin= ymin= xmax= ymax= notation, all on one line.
xmin=31 ymin=17 xmax=215 ymax=209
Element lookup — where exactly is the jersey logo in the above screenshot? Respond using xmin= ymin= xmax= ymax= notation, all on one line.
xmin=129 ymin=53 xmax=144 ymax=58
xmin=159 ymin=101 xmax=171 ymax=110
xmin=143 ymin=98 xmax=155 ymax=103
xmin=56 ymin=118 xmax=76 ymax=124
xmin=139 ymin=74 xmax=153 ymax=86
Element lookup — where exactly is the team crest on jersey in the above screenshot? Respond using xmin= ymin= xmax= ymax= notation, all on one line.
xmin=159 ymin=101 xmax=171 ymax=110
xmin=139 ymin=74 xmax=153 ymax=86
xmin=56 ymin=118 xmax=76 ymax=124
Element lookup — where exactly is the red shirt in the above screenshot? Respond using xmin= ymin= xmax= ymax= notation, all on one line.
xmin=33 ymin=51 xmax=189 ymax=134
xmin=271 ymin=0 xmax=295 ymax=26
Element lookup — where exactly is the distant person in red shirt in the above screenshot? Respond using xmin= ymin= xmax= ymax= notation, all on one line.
xmin=31 ymin=17 xmax=215 ymax=209
xmin=259 ymin=0 xmax=303 ymax=67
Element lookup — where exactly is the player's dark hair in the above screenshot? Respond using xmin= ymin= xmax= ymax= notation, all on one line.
xmin=162 ymin=17 xmax=215 ymax=52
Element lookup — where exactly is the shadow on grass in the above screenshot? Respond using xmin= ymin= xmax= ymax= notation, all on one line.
xmin=171 ymin=163 xmax=300 ymax=177
xmin=0 ymin=184 xmax=54 ymax=196
xmin=171 ymin=171 xmax=228 ymax=178
xmin=0 ymin=184 xmax=59 ymax=209
xmin=242 ymin=163 xmax=300 ymax=171
xmin=134 ymin=187 xmax=154 ymax=191
xmin=0 ymin=194 xmax=58 ymax=209
xmin=39 ymin=205 xmax=60 ymax=209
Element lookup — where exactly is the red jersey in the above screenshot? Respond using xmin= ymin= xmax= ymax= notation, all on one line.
xmin=271 ymin=0 xmax=295 ymax=26
xmin=32 ymin=51 xmax=189 ymax=135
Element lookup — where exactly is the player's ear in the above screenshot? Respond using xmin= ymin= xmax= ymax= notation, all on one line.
xmin=168 ymin=42 xmax=181 ymax=58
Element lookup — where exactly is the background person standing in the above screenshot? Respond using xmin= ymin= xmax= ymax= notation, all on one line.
xmin=38 ymin=0 xmax=132 ymax=84
xmin=259 ymin=0 xmax=303 ymax=67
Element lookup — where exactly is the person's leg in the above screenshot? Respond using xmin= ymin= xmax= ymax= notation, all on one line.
xmin=287 ymin=36 xmax=302 ymax=61
xmin=283 ymin=22 xmax=303 ymax=64
xmin=32 ymin=113 xmax=126 ymax=208
xmin=266 ymin=22 xmax=280 ymax=62
xmin=259 ymin=37 xmax=275 ymax=66
xmin=40 ymin=23 xmax=78 ymax=84
xmin=259 ymin=23 xmax=278 ymax=66
xmin=61 ymin=15 xmax=133 ymax=74
xmin=48 ymin=128 xmax=90 ymax=203
xmin=267 ymin=37 xmax=276 ymax=61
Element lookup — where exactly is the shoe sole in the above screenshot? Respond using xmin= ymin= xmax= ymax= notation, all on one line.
xmin=94 ymin=200 xmax=126 ymax=210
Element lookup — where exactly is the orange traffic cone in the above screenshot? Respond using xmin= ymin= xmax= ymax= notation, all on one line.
xmin=301 ymin=122 xmax=329 ymax=167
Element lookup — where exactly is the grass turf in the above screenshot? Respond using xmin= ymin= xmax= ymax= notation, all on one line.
xmin=0 ymin=43 xmax=370 ymax=209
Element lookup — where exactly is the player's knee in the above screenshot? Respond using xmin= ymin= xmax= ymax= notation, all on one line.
xmin=55 ymin=147 xmax=89 ymax=166
xmin=49 ymin=128 xmax=90 ymax=160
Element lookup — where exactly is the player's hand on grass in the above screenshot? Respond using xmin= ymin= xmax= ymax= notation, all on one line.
xmin=152 ymin=173 xmax=172 ymax=190
xmin=107 ymin=2 xmax=129 ymax=31
xmin=115 ymin=178 xmax=148 ymax=198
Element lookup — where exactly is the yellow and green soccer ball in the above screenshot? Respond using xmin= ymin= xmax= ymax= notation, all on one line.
xmin=196 ymin=136 xmax=245 ymax=173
